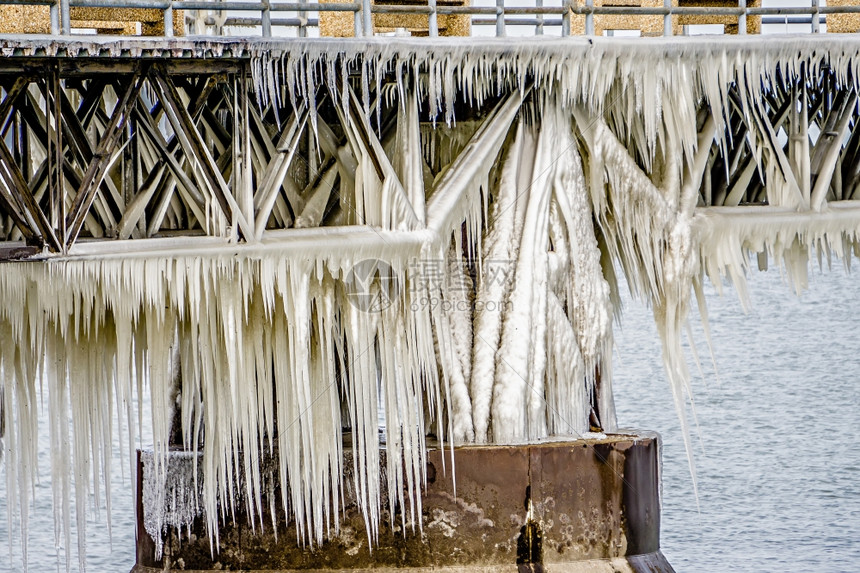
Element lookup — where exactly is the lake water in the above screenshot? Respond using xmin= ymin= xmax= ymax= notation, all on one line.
xmin=613 ymin=267 xmax=860 ymax=572
xmin=1 ymin=266 xmax=858 ymax=572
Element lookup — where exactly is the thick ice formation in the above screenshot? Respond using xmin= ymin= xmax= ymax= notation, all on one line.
xmin=141 ymin=450 xmax=204 ymax=559
xmin=2 ymin=36 xmax=860 ymax=570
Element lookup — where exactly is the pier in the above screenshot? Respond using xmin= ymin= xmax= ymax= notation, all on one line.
xmin=1 ymin=5 xmax=860 ymax=572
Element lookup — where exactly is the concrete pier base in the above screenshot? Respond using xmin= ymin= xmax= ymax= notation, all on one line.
xmin=132 ymin=432 xmax=672 ymax=572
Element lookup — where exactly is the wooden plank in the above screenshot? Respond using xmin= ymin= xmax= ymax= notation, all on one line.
xmin=0 ymin=62 xmax=56 ymax=76
xmin=151 ymin=69 xmax=237 ymax=235
xmin=339 ymin=83 xmax=385 ymax=180
xmin=785 ymin=81 xmax=804 ymax=198
xmin=248 ymin=100 xmax=277 ymax=159
xmin=20 ymin=91 xmax=51 ymax=148
xmin=810 ymin=90 xmax=850 ymax=176
xmin=200 ymin=107 xmax=232 ymax=152
xmin=58 ymin=89 xmax=95 ymax=165
xmin=0 ymin=87 xmax=53 ymax=242
xmin=234 ymin=75 xmax=254 ymax=235
xmin=16 ymin=92 xmax=64 ymax=231
xmin=839 ymin=116 xmax=860 ymax=200
xmin=245 ymin=107 xmax=293 ymax=228
xmin=26 ymin=60 xmax=243 ymax=77
xmin=147 ymin=176 xmax=183 ymax=237
xmin=749 ymin=98 xmax=807 ymax=209
xmin=141 ymin=80 xmax=227 ymax=234
xmin=71 ymin=78 xmax=108 ymax=132
xmin=190 ymin=75 xmax=223 ymax=119
xmin=315 ymin=114 xmax=358 ymax=222
xmin=166 ymin=61 xmax=243 ymax=76
xmin=294 ymin=162 xmax=338 ymax=228
xmin=724 ymin=107 xmax=748 ymax=177
xmin=723 ymin=156 xmax=758 ymax=207
xmin=680 ymin=114 xmax=717 ymax=217
xmin=723 ymin=96 xmax=794 ymax=207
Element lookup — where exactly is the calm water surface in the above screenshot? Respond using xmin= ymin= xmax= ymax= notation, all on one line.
xmin=1 ymin=268 xmax=858 ymax=572
xmin=614 ymin=268 xmax=860 ymax=572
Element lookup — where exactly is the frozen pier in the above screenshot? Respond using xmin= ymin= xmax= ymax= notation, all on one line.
xmin=1 ymin=29 xmax=860 ymax=573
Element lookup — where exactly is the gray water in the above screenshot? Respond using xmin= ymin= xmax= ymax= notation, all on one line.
xmin=1 ymin=267 xmax=859 ymax=572
xmin=614 ymin=267 xmax=860 ymax=571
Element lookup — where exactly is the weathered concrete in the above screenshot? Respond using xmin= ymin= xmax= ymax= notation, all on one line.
xmin=131 ymin=432 xmax=672 ymax=572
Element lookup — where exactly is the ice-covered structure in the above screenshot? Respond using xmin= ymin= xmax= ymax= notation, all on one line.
xmin=1 ymin=35 xmax=860 ymax=569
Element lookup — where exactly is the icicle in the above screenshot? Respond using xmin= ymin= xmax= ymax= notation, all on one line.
xmin=4 ymin=39 xmax=860 ymax=573
xmin=492 ymin=111 xmax=554 ymax=443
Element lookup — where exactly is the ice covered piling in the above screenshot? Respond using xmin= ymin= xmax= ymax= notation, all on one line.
xmin=2 ymin=36 xmax=860 ymax=570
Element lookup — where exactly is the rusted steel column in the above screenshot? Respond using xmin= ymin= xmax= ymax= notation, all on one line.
xmin=132 ymin=433 xmax=672 ymax=573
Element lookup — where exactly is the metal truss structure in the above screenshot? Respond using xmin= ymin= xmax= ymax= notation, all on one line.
xmin=0 ymin=44 xmax=858 ymax=263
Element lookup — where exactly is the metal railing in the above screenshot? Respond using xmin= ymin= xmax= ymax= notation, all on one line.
xmin=0 ymin=0 xmax=856 ymax=37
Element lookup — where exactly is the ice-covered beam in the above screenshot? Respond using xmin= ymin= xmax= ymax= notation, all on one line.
xmin=425 ymin=91 xmax=524 ymax=237
xmin=253 ymin=104 xmax=307 ymax=239
xmin=695 ymin=201 xmax=860 ymax=298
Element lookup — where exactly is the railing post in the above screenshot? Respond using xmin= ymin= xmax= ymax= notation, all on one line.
xmin=663 ymin=0 xmax=671 ymax=36
xmin=362 ymin=0 xmax=373 ymax=35
xmin=354 ymin=5 xmax=362 ymax=36
xmin=495 ymin=0 xmax=505 ymax=36
xmin=738 ymin=0 xmax=746 ymax=34
xmin=811 ymin=0 xmax=820 ymax=33
xmin=299 ymin=0 xmax=308 ymax=37
xmin=562 ymin=0 xmax=571 ymax=36
xmin=60 ymin=0 xmax=70 ymax=34
xmin=262 ymin=0 xmax=272 ymax=37
xmin=585 ymin=0 xmax=593 ymax=35
xmin=429 ymin=0 xmax=438 ymax=36
xmin=50 ymin=0 xmax=59 ymax=34
xmin=164 ymin=3 xmax=174 ymax=37
xmin=536 ymin=0 xmax=544 ymax=35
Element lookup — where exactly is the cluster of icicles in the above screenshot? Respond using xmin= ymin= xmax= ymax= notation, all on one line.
xmin=3 ymin=37 xmax=860 ymax=571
